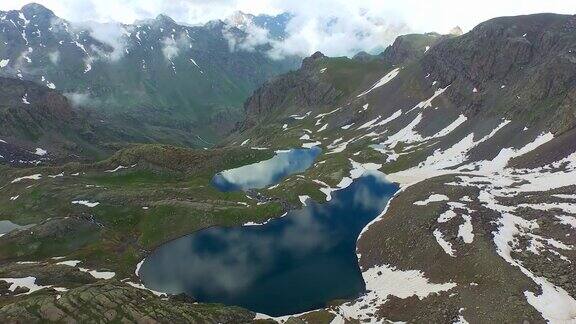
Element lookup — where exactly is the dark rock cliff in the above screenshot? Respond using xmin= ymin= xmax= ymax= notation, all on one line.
xmin=0 ymin=77 xmax=109 ymax=164
xmin=240 ymin=51 xmax=341 ymax=129
xmin=423 ymin=13 xmax=576 ymax=133
xmin=378 ymin=33 xmax=446 ymax=66
xmin=0 ymin=77 xmax=80 ymax=137
xmin=235 ymin=13 xmax=576 ymax=139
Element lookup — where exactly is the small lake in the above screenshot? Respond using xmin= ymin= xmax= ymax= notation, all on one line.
xmin=140 ymin=170 xmax=399 ymax=316
xmin=211 ymin=147 xmax=321 ymax=191
xmin=0 ymin=220 xmax=33 ymax=236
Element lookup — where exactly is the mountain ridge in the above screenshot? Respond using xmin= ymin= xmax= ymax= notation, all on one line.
xmin=0 ymin=3 xmax=300 ymax=148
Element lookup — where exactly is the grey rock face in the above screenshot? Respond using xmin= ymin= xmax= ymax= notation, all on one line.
xmin=422 ymin=13 xmax=576 ymax=133
xmin=240 ymin=51 xmax=340 ymax=129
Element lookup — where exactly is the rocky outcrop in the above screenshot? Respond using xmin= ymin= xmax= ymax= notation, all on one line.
xmin=0 ymin=281 xmax=255 ymax=323
xmin=352 ymin=33 xmax=448 ymax=66
xmin=0 ymin=78 xmax=77 ymax=125
xmin=423 ymin=13 xmax=576 ymax=133
xmin=378 ymin=33 xmax=446 ymax=66
xmin=449 ymin=26 xmax=463 ymax=36
xmin=240 ymin=52 xmax=341 ymax=129
xmin=0 ymin=77 xmax=102 ymax=164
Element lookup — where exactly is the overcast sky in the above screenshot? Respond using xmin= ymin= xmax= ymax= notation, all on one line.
xmin=1 ymin=1 xmax=574 ymax=57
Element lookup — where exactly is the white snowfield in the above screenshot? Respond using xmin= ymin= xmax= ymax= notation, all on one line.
xmin=22 ymin=93 xmax=30 ymax=105
xmin=56 ymin=259 xmax=115 ymax=280
xmin=105 ymin=165 xmax=128 ymax=173
xmin=242 ymin=212 xmax=288 ymax=227
xmin=277 ymin=79 xmax=576 ymax=322
xmin=337 ymin=264 xmax=456 ymax=323
xmin=11 ymin=174 xmax=42 ymax=184
xmin=414 ymin=193 xmax=449 ymax=205
xmin=0 ymin=276 xmax=51 ymax=295
xmin=357 ymin=68 xmax=400 ymax=97
xmin=433 ymin=228 xmax=456 ymax=257
xmin=458 ymin=215 xmax=474 ymax=244
xmin=34 ymin=147 xmax=48 ymax=156
xmin=384 ymin=132 xmax=576 ymax=322
xmin=302 ymin=141 xmax=321 ymax=149
xmin=135 ymin=259 xmax=145 ymax=277
xmin=290 ymin=111 xmax=311 ymax=120
xmin=71 ymin=200 xmax=100 ymax=208
xmin=124 ymin=280 xmax=166 ymax=296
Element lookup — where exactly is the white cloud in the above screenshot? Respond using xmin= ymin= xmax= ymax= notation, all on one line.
xmin=48 ymin=50 xmax=60 ymax=64
xmin=161 ymin=36 xmax=179 ymax=60
xmin=2 ymin=0 xmax=574 ymax=58
xmin=80 ymin=21 xmax=128 ymax=61
xmin=266 ymin=2 xmax=409 ymax=59
xmin=64 ymin=92 xmax=92 ymax=107
xmin=161 ymin=33 xmax=190 ymax=60
xmin=223 ymin=15 xmax=272 ymax=52
xmin=236 ymin=24 xmax=271 ymax=52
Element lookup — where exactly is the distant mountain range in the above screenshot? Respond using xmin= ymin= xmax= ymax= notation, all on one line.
xmin=0 ymin=3 xmax=299 ymax=151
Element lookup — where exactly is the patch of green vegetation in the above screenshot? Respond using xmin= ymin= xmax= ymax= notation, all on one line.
xmin=0 ymin=144 xmax=294 ymax=278
xmin=0 ymin=224 xmax=101 ymax=261
xmin=319 ymin=57 xmax=391 ymax=96
xmin=87 ymin=169 xmax=181 ymax=187
xmin=138 ymin=202 xmax=283 ymax=248
xmin=101 ymin=144 xmax=274 ymax=176
xmin=298 ymin=309 xmax=337 ymax=323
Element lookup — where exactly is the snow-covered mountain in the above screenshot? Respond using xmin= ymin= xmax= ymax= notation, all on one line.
xmin=0 ymin=3 xmax=299 ymax=147
xmin=229 ymin=13 xmax=576 ymax=323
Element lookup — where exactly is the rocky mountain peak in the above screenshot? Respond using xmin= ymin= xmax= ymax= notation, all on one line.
xmin=20 ymin=3 xmax=55 ymax=21
xmin=155 ymin=13 xmax=176 ymax=26
xmin=309 ymin=51 xmax=326 ymax=60
xmin=226 ymin=11 xmax=256 ymax=29
xmin=449 ymin=26 xmax=463 ymax=36
xmin=301 ymin=51 xmax=326 ymax=69
xmin=378 ymin=32 xmax=444 ymax=66
xmin=423 ymin=13 xmax=576 ymax=132
xmin=352 ymin=51 xmax=373 ymax=62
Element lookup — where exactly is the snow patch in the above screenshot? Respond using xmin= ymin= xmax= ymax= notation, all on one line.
xmin=34 ymin=148 xmax=47 ymax=156
xmin=414 ymin=194 xmax=449 ymax=205
xmin=302 ymin=141 xmax=321 ymax=148
xmin=337 ymin=264 xmax=456 ymax=322
xmin=0 ymin=276 xmax=50 ymax=295
xmin=357 ymin=68 xmax=400 ymax=97
xmin=433 ymin=229 xmax=456 ymax=257
xmin=72 ymin=200 xmax=100 ymax=208
xmin=11 ymin=174 xmax=42 ymax=184
xmin=457 ymin=215 xmax=474 ymax=243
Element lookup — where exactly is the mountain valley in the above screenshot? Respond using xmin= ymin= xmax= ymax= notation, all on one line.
xmin=0 ymin=4 xmax=575 ymax=323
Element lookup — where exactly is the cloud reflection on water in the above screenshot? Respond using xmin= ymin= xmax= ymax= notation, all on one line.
xmin=141 ymin=172 xmax=398 ymax=316
xmin=212 ymin=147 xmax=321 ymax=191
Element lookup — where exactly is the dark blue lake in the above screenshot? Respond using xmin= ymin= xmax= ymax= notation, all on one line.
xmin=140 ymin=172 xmax=399 ymax=316
xmin=211 ymin=147 xmax=321 ymax=191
